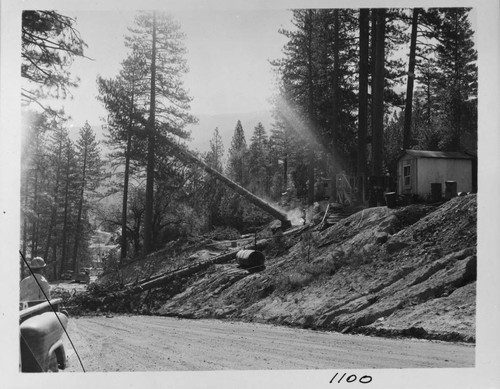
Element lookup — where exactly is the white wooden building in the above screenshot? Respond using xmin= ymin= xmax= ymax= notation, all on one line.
xmin=397 ymin=150 xmax=473 ymax=199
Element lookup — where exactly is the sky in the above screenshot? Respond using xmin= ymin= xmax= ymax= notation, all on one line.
xmin=48 ymin=8 xmax=294 ymax=138
xmin=37 ymin=5 xmax=479 ymax=149
xmin=23 ymin=5 xmax=479 ymax=151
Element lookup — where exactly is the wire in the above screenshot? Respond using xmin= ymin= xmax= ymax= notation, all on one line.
xmin=19 ymin=251 xmax=86 ymax=373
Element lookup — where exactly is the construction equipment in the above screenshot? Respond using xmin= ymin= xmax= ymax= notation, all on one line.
xmin=159 ymin=134 xmax=292 ymax=230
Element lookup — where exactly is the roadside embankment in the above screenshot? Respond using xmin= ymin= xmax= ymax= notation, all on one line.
xmin=157 ymin=195 xmax=476 ymax=342
xmin=67 ymin=195 xmax=476 ymax=343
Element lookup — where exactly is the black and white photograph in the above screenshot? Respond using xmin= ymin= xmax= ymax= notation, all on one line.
xmin=1 ymin=0 xmax=499 ymax=388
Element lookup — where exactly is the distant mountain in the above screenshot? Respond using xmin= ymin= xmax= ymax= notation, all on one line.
xmin=186 ymin=110 xmax=274 ymax=154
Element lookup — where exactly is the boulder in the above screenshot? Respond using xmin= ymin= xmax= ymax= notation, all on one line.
xmin=385 ymin=239 xmax=410 ymax=254
xmin=375 ymin=231 xmax=389 ymax=244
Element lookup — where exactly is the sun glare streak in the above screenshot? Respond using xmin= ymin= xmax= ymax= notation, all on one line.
xmin=274 ymin=95 xmax=346 ymax=174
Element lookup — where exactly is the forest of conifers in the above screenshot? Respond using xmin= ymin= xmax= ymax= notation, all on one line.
xmin=20 ymin=8 xmax=477 ymax=279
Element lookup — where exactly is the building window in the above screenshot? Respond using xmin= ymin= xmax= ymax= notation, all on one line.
xmin=403 ymin=164 xmax=411 ymax=187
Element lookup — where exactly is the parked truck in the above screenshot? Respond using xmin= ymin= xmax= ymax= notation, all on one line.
xmin=74 ymin=269 xmax=90 ymax=284
xmin=19 ymin=299 xmax=69 ymax=372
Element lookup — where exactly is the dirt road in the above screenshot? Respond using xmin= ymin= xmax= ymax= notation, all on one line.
xmin=62 ymin=315 xmax=474 ymax=372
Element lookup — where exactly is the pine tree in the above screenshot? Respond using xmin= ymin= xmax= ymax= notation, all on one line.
xmin=125 ymin=11 xmax=196 ymax=254
xmin=226 ymin=120 xmax=248 ymax=185
xmin=433 ymin=8 xmax=477 ymax=151
xmin=371 ymin=8 xmax=387 ymax=177
xmin=273 ymin=9 xmax=362 ymax=203
xmin=203 ymin=128 xmax=226 ymax=228
xmin=43 ymin=121 xmax=70 ymax=263
xmin=411 ymin=8 xmax=477 ymax=152
xmin=402 ymin=8 xmax=420 ymax=150
xmin=21 ymin=11 xmax=86 ymax=111
xmin=152 ymin=147 xmax=195 ymax=245
xmin=20 ymin=112 xmax=83 ymax=279
xmin=248 ymin=122 xmax=270 ymax=197
xmin=21 ymin=111 xmax=52 ymax=273
xmin=59 ymin=138 xmax=79 ymax=276
xmin=97 ymin=49 xmax=149 ymax=260
xmin=357 ymin=8 xmax=370 ymax=198
xmin=72 ymin=122 xmax=103 ymax=272
xmin=315 ymin=9 xmax=359 ymax=162
xmin=272 ymin=9 xmax=321 ymax=204
xmin=205 ymin=127 xmax=225 ymax=171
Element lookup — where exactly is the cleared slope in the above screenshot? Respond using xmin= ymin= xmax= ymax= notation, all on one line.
xmin=157 ymin=195 xmax=476 ymax=342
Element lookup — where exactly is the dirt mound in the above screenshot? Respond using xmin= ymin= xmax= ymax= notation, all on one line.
xmin=156 ymin=195 xmax=476 ymax=342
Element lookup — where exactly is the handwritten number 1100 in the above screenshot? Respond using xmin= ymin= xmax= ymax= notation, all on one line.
xmin=330 ymin=372 xmax=372 ymax=384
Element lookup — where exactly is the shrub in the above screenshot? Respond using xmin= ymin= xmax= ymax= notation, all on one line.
xmin=299 ymin=229 xmax=320 ymax=262
xmin=50 ymin=287 xmax=72 ymax=304
xmin=287 ymin=272 xmax=314 ymax=290
xmin=275 ymin=270 xmax=313 ymax=292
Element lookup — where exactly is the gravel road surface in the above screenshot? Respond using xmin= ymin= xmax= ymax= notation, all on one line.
xmin=61 ymin=315 xmax=474 ymax=372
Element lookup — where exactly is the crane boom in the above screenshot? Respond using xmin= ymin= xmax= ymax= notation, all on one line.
xmin=160 ymin=134 xmax=292 ymax=229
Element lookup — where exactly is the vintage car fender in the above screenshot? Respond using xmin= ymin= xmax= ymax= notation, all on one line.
xmin=20 ymin=311 xmax=68 ymax=372
xmin=47 ymin=338 xmax=67 ymax=370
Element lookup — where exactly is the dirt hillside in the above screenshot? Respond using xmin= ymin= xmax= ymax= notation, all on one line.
xmin=72 ymin=194 xmax=476 ymax=343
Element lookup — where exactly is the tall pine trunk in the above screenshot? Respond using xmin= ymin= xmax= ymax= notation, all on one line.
xmin=370 ymin=9 xmax=377 ymax=141
xmin=357 ymin=8 xmax=369 ymax=202
xmin=30 ymin=167 xmax=39 ymax=257
xmin=330 ymin=9 xmax=340 ymax=201
xmin=44 ymin=137 xmax=63 ymax=260
xmin=21 ymin=171 xmax=29 ymax=277
xmin=60 ymin=145 xmax=72 ymax=276
xmin=121 ymin=79 xmax=137 ymax=261
xmin=452 ymin=11 xmax=462 ymax=151
xmin=403 ymin=8 xmax=419 ymax=150
xmin=72 ymin=143 xmax=88 ymax=272
xmin=332 ymin=10 xmax=340 ymax=146
xmin=283 ymin=153 xmax=288 ymax=189
xmin=121 ymin=130 xmax=132 ymax=260
xmin=306 ymin=10 xmax=315 ymax=205
xmin=371 ymin=8 xmax=386 ymax=177
xmin=143 ymin=12 xmax=157 ymax=254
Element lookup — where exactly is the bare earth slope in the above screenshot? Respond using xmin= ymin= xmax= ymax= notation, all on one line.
xmin=156 ymin=195 xmax=476 ymax=342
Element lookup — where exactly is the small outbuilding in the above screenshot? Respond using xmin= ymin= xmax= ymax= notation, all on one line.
xmin=397 ymin=150 xmax=473 ymax=200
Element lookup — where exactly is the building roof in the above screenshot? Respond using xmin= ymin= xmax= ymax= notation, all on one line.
xmin=401 ymin=150 xmax=473 ymax=160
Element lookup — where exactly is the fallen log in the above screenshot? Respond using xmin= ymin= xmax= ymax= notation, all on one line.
xmin=158 ymin=134 xmax=292 ymax=230
xmin=129 ymin=241 xmax=268 ymax=294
